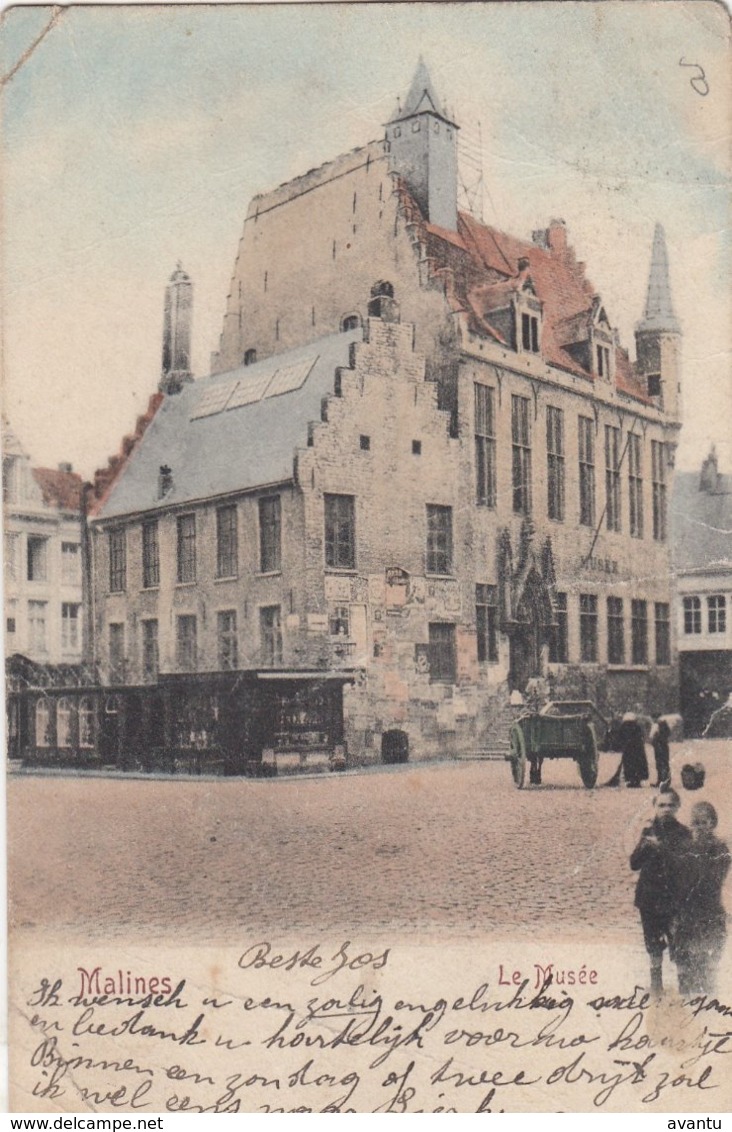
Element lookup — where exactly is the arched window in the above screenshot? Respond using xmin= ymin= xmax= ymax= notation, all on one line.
xmin=35 ymin=698 xmax=52 ymax=747
xmin=79 ymin=697 xmax=95 ymax=748
xmin=243 ymin=348 xmax=257 ymax=366
xmin=340 ymin=313 xmax=361 ymax=333
xmin=57 ymin=697 xmax=73 ymax=748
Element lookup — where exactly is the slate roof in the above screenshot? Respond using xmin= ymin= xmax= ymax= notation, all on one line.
xmin=32 ymin=467 xmax=83 ymax=512
xmin=671 ymin=470 xmax=732 ymax=574
xmin=94 ymin=331 xmax=361 ymax=521
xmin=420 ymin=210 xmax=651 ymax=403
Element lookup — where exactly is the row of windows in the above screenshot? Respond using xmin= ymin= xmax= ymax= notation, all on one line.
xmin=683 ymin=595 xmax=727 ymax=635
xmin=35 ymin=696 xmax=95 ymax=748
xmin=108 ymin=606 xmax=283 ymax=681
xmin=474 ymin=386 xmax=668 ymax=539
xmin=5 ymin=535 xmax=81 ymax=584
xmin=109 ymin=498 xmax=282 ymax=592
xmin=6 ymin=601 xmax=81 ymax=652
xmin=109 ymin=496 xmax=454 ymax=589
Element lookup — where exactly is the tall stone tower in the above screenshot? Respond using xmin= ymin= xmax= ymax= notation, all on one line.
xmin=160 ymin=263 xmax=193 ymax=395
xmin=635 ymin=224 xmax=682 ymax=419
xmin=386 ymin=58 xmax=459 ymax=232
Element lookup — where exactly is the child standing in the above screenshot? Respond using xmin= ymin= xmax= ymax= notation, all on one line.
xmin=674 ymin=802 xmax=730 ymax=996
xmin=630 ymin=789 xmax=692 ymax=995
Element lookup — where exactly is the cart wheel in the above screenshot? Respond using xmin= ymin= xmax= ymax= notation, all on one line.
xmin=578 ymin=724 xmax=598 ymax=788
xmin=509 ymin=725 xmax=527 ymax=789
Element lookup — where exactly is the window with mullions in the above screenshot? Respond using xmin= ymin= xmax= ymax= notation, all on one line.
xmin=548 ymin=593 xmax=568 ymax=663
xmin=108 ymin=529 xmax=126 ymax=592
xmin=28 ymin=601 xmax=47 ymax=652
xmin=476 ymin=584 xmax=498 ymax=663
xmin=605 ymin=426 xmax=621 ymax=532
xmin=142 ymin=520 xmax=159 ymax=588
xmin=61 ymin=542 xmax=81 ymax=584
xmin=474 ymin=384 xmax=496 ymax=507
xmin=579 ymin=594 xmax=598 ymax=662
xmin=655 ymin=603 xmax=671 ymax=666
xmin=683 ymin=596 xmax=702 ymax=635
xmin=61 ymin=603 xmax=80 ymax=652
xmin=607 ymin=597 xmax=625 ymax=665
xmin=546 ymin=406 xmax=565 ymax=521
xmin=176 ymin=615 xmax=197 ymax=671
xmin=216 ymin=505 xmax=238 ymax=578
xmin=176 ymin=514 xmax=196 ymax=583
xmin=259 ymin=495 xmax=281 ymax=573
xmin=708 ymin=595 xmax=726 ymax=635
xmin=217 ymin=610 xmax=238 ymax=670
xmin=651 ymin=441 xmax=667 ymax=542
xmin=511 ymin=395 xmax=531 ymax=515
xmin=578 ymin=417 xmax=595 ymax=527
xmin=521 ymin=312 xmax=540 ymax=353
xmin=324 ymin=494 xmax=355 ymax=570
xmin=260 ymin=605 xmax=282 ymax=666
xmin=429 ymin=622 xmax=456 ymax=683
xmin=109 ymin=622 xmax=125 ymax=682
xmin=628 ymin=433 xmax=644 ymax=539
xmin=426 ymin=504 xmax=453 ymax=575
xmin=142 ymin=619 xmax=159 ymax=682
xmin=631 ymin=599 xmax=648 ymax=665
xmin=27 ymin=536 xmax=48 ymax=582
xmin=597 ymin=344 xmax=611 ymax=378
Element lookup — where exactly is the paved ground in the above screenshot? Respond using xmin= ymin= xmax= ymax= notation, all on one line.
xmin=8 ymin=740 xmax=732 ymax=944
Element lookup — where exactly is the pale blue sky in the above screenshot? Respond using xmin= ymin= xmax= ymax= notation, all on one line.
xmin=2 ymin=2 xmax=729 ymax=475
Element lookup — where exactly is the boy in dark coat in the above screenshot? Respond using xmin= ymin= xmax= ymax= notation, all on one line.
xmin=630 ymin=789 xmax=692 ymax=995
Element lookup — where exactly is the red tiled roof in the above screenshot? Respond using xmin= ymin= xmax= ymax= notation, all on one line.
xmin=422 ymin=207 xmax=650 ymax=403
xmin=32 ymin=467 xmax=83 ymax=512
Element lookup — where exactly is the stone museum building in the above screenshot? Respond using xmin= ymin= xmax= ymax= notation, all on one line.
xmin=11 ymin=63 xmax=684 ymax=769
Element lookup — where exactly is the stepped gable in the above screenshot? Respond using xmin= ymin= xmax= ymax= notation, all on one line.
xmin=89 ymin=392 xmax=164 ymax=516
xmin=31 ymin=466 xmax=83 ymax=512
xmin=411 ymin=201 xmax=650 ymax=402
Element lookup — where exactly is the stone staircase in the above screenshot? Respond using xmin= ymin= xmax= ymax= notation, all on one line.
xmin=456 ymin=701 xmax=523 ymax=762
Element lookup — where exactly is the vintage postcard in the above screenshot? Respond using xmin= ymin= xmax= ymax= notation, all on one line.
xmin=2 ymin=0 xmax=731 ymax=1115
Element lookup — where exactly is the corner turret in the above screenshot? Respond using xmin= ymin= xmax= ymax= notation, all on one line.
xmin=635 ymin=224 xmax=681 ymax=417
xmin=386 ymin=58 xmax=459 ymax=232
xmin=160 ymin=262 xmax=193 ymax=394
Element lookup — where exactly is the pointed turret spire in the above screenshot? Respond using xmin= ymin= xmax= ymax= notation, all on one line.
xmin=637 ymin=223 xmax=681 ymax=335
xmin=390 ymin=57 xmax=452 ymax=124
xmin=160 ymin=262 xmax=194 ymax=395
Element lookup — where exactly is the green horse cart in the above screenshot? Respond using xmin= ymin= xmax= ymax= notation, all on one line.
xmin=506 ymin=701 xmax=607 ymax=789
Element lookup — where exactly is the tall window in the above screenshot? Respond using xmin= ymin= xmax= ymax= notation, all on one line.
xmin=546 ymin=407 xmax=565 ymax=521
xmin=511 ymin=395 xmax=531 ymax=515
xmin=628 ymin=433 xmax=644 ymax=539
xmin=28 ymin=601 xmax=47 ymax=653
xmin=35 ymin=697 xmax=52 ymax=747
xmin=259 ymin=496 xmax=281 ymax=573
xmin=605 ymin=425 xmax=621 ymax=532
xmin=217 ymin=610 xmax=238 ymax=670
xmin=607 ymin=597 xmax=625 ymax=665
xmin=176 ymin=515 xmax=196 ymax=583
xmin=474 ymin=384 xmax=496 ymax=507
xmin=57 ymin=698 xmax=73 ymax=748
xmin=548 ymin=593 xmax=568 ymax=663
xmin=79 ymin=697 xmax=95 ymax=748
xmin=708 ymin=595 xmax=726 ymax=634
xmin=521 ymin=312 xmax=540 ymax=353
xmin=108 ymin=529 xmax=126 ymax=592
xmin=142 ymin=520 xmax=160 ymax=588
xmin=578 ymin=417 xmax=595 ymax=527
xmin=324 ymin=494 xmax=355 ymax=569
xmin=631 ymin=600 xmax=648 ymax=665
xmin=216 ymin=505 xmax=238 ymax=578
xmin=260 ymin=606 xmax=282 ymax=666
xmin=476 ymin=584 xmax=498 ymax=663
xmin=27 ymin=536 xmax=48 ymax=582
xmin=651 ymin=440 xmax=667 ymax=541
xmin=61 ymin=603 xmax=80 ymax=652
xmin=426 ymin=505 xmax=453 ymax=575
xmin=596 ymin=344 xmax=611 ymax=378
xmin=109 ymin=622 xmax=125 ymax=681
xmin=429 ymin=622 xmax=456 ymax=683
xmin=683 ymin=596 xmax=702 ymax=635
xmin=142 ymin=619 xmax=159 ymax=682
xmin=579 ymin=594 xmax=598 ymax=662
xmin=61 ymin=542 xmax=81 ymax=584
xmin=176 ymin=615 xmax=197 ymax=671
xmin=655 ymin=603 xmax=671 ymax=666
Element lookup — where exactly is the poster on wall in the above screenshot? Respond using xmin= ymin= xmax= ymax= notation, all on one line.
xmin=2 ymin=0 xmax=731 ymax=1115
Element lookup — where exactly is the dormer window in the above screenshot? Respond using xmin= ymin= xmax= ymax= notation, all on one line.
xmin=596 ymin=345 xmax=611 ymax=378
xmin=522 ymin=313 xmax=540 ymax=354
